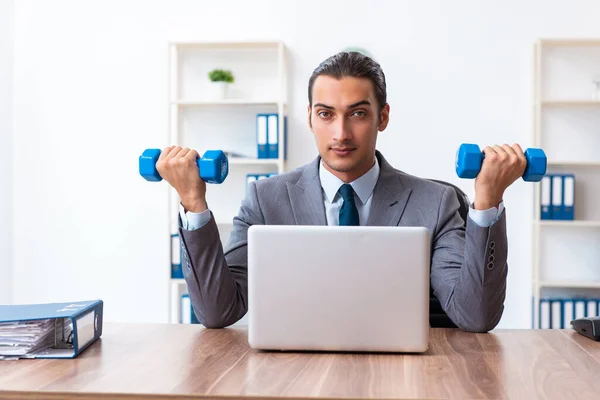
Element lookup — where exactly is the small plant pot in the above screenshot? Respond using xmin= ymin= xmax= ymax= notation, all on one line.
xmin=210 ymin=81 xmax=229 ymax=100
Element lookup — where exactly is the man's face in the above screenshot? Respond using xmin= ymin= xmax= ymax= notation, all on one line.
xmin=308 ymin=75 xmax=389 ymax=183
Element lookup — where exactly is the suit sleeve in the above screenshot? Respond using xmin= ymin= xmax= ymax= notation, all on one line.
xmin=430 ymin=186 xmax=508 ymax=333
xmin=178 ymin=181 xmax=264 ymax=328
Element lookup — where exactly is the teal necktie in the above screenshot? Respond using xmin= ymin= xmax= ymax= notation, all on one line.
xmin=338 ymin=184 xmax=359 ymax=226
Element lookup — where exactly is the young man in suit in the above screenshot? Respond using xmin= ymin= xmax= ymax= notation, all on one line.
xmin=157 ymin=52 xmax=527 ymax=332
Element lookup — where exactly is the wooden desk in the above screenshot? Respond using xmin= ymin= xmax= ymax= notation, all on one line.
xmin=1 ymin=323 xmax=600 ymax=400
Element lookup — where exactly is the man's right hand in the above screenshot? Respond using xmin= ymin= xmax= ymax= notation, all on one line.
xmin=156 ymin=146 xmax=208 ymax=213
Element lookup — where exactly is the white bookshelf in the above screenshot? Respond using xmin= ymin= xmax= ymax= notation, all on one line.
xmin=532 ymin=38 xmax=600 ymax=328
xmin=537 ymin=220 xmax=600 ymax=228
xmin=173 ymin=100 xmax=282 ymax=106
xmin=539 ymin=281 xmax=600 ymax=289
xmin=229 ymin=158 xmax=281 ymax=166
xmin=167 ymin=41 xmax=288 ymax=324
xmin=541 ymin=100 xmax=600 ymax=107
xmin=547 ymin=161 xmax=600 ymax=168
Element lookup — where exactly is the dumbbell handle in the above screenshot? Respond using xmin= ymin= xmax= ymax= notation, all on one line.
xmin=482 ymin=148 xmax=546 ymax=182
xmin=139 ymin=149 xmax=228 ymax=184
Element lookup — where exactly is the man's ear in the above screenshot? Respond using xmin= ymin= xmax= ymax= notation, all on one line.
xmin=378 ymin=104 xmax=390 ymax=131
xmin=307 ymin=105 xmax=313 ymax=132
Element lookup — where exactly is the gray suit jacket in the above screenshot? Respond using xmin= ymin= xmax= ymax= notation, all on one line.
xmin=179 ymin=151 xmax=507 ymax=332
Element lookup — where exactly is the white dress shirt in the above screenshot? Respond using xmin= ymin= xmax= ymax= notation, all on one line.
xmin=319 ymin=157 xmax=380 ymax=226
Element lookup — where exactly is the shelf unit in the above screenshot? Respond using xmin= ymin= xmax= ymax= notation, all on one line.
xmin=537 ymin=220 xmax=600 ymax=228
xmin=547 ymin=161 xmax=600 ymax=167
xmin=167 ymin=41 xmax=288 ymax=324
xmin=532 ymin=38 xmax=600 ymax=328
xmin=539 ymin=281 xmax=600 ymax=289
xmin=541 ymin=100 xmax=600 ymax=107
xmin=172 ymin=100 xmax=281 ymax=106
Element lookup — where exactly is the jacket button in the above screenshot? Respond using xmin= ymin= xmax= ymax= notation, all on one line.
xmin=487 ymin=262 xmax=494 ymax=270
xmin=489 ymin=254 xmax=495 ymax=263
xmin=490 ymin=241 xmax=496 ymax=249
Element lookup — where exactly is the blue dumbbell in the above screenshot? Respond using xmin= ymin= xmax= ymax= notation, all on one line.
xmin=139 ymin=149 xmax=229 ymax=184
xmin=456 ymin=143 xmax=547 ymax=182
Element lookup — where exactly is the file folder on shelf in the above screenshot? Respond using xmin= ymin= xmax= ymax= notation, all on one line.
xmin=267 ymin=113 xmax=279 ymax=159
xmin=256 ymin=114 xmax=268 ymax=159
xmin=563 ymin=300 xmax=574 ymax=329
xmin=575 ymin=300 xmax=586 ymax=319
xmin=587 ymin=300 xmax=598 ymax=318
xmin=180 ymin=294 xmax=200 ymax=324
xmin=0 ymin=300 xmax=103 ymax=359
xmin=171 ymin=233 xmax=183 ymax=279
xmin=539 ymin=299 xmax=550 ymax=329
xmin=262 ymin=113 xmax=287 ymax=160
xmin=562 ymin=174 xmax=575 ymax=220
xmin=551 ymin=300 xmax=562 ymax=329
xmin=540 ymin=175 xmax=552 ymax=220
xmin=180 ymin=294 xmax=192 ymax=324
xmin=551 ymin=174 xmax=563 ymax=220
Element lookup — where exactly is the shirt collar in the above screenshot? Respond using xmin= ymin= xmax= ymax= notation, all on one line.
xmin=319 ymin=156 xmax=380 ymax=205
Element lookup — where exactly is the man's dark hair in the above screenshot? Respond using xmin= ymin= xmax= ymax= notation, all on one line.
xmin=308 ymin=52 xmax=387 ymax=111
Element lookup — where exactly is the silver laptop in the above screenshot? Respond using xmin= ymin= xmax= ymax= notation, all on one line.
xmin=247 ymin=225 xmax=431 ymax=353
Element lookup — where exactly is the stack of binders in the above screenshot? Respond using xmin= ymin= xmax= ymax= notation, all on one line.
xmin=540 ymin=174 xmax=575 ymax=220
xmin=256 ymin=113 xmax=287 ymax=159
xmin=538 ymin=297 xmax=599 ymax=329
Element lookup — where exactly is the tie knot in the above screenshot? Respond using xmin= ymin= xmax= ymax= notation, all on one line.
xmin=339 ymin=184 xmax=355 ymax=202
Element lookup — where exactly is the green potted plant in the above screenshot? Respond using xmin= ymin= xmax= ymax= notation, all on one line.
xmin=208 ymin=69 xmax=234 ymax=99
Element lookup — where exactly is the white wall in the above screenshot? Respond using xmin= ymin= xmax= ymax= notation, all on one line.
xmin=11 ymin=0 xmax=600 ymax=326
xmin=0 ymin=0 xmax=14 ymax=304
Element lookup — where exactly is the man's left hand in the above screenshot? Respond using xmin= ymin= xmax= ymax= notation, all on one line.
xmin=474 ymin=144 xmax=527 ymax=210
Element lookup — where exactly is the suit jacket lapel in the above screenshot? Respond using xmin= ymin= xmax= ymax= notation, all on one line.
xmin=367 ymin=152 xmax=413 ymax=226
xmin=286 ymin=157 xmax=327 ymax=225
